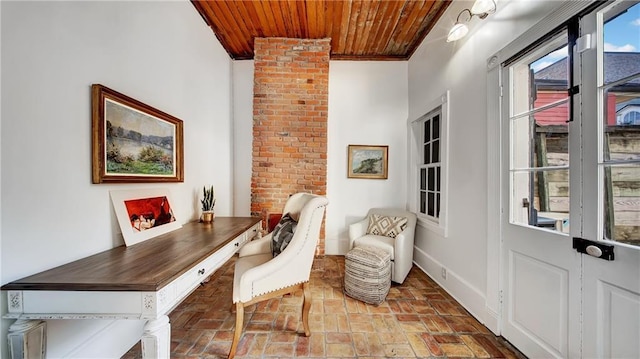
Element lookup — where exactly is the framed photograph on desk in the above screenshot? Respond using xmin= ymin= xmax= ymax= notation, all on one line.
xmin=110 ymin=188 xmax=182 ymax=246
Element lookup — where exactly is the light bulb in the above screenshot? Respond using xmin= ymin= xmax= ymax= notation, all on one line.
xmin=447 ymin=23 xmax=469 ymax=42
xmin=471 ymin=0 xmax=496 ymax=16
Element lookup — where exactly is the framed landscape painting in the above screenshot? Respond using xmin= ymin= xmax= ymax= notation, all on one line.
xmin=347 ymin=145 xmax=388 ymax=179
xmin=92 ymin=84 xmax=184 ymax=183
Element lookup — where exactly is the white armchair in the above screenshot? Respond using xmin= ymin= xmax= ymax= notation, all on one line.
xmin=229 ymin=193 xmax=328 ymax=359
xmin=349 ymin=208 xmax=417 ymax=284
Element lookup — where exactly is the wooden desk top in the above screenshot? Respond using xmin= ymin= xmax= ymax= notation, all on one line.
xmin=1 ymin=217 xmax=261 ymax=292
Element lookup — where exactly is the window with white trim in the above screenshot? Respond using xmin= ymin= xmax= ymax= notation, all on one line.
xmin=409 ymin=92 xmax=449 ymax=236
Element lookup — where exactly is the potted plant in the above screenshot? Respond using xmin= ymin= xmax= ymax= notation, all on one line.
xmin=201 ymin=185 xmax=216 ymax=223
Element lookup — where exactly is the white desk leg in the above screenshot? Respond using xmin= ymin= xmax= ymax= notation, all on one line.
xmin=141 ymin=315 xmax=170 ymax=359
xmin=7 ymin=319 xmax=46 ymax=359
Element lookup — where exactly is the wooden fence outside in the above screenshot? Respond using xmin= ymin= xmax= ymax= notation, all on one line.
xmin=535 ymin=125 xmax=640 ymax=245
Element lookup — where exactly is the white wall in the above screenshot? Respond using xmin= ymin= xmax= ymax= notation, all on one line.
xmin=232 ymin=60 xmax=408 ymax=251
xmin=326 ymin=61 xmax=408 ymax=254
xmin=407 ymin=0 xmax=566 ymax=332
xmin=232 ymin=60 xmax=254 ymax=216
xmin=0 ymin=1 xmax=232 ymax=357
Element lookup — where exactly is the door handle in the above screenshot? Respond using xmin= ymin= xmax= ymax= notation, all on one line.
xmin=585 ymin=245 xmax=602 ymax=257
xmin=573 ymin=237 xmax=614 ymax=261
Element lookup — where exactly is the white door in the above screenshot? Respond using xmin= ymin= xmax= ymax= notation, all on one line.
xmin=579 ymin=2 xmax=640 ymax=358
xmin=500 ymin=26 xmax=582 ymax=359
xmin=500 ymin=2 xmax=640 ymax=358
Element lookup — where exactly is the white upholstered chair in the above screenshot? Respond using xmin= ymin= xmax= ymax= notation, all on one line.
xmin=228 ymin=193 xmax=328 ymax=359
xmin=349 ymin=208 xmax=417 ymax=284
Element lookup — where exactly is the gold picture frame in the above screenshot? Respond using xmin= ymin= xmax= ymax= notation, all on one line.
xmin=347 ymin=145 xmax=388 ymax=179
xmin=91 ymin=84 xmax=184 ymax=183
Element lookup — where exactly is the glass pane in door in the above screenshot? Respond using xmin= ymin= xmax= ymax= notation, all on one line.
xmin=509 ymin=30 xmax=570 ymax=233
xmin=601 ymin=2 xmax=640 ymax=245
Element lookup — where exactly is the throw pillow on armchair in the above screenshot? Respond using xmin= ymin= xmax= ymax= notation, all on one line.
xmin=271 ymin=213 xmax=297 ymax=257
xmin=366 ymin=214 xmax=408 ymax=238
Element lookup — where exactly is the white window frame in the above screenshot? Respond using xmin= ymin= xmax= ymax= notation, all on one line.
xmin=408 ymin=91 xmax=449 ymax=237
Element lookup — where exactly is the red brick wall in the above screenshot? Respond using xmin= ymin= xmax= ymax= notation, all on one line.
xmin=251 ymin=38 xmax=330 ymax=254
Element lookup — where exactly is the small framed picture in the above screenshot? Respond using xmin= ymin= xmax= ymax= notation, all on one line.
xmin=347 ymin=145 xmax=389 ymax=179
xmin=110 ymin=188 xmax=182 ymax=246
xmin=92 ymin=84 xmax=184 ymax=183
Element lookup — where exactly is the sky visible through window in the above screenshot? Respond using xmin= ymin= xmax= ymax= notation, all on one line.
xmin=531 ymin=2 xmax=640 ymax=72
xmin=604 ymin=3 xmax=640 ymax=52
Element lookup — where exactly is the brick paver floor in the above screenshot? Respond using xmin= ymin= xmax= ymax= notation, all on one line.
xmin=123 ymin=255 xmax=525 ymax=358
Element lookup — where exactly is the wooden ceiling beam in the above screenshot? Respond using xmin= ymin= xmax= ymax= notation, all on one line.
xmin=353 ymin=0 xmax=374 ymax=55
xmin=191 ymin=0 xmax=450 ymax=60
xmin=388 ymin=0 xmax=429 ymax=55
xmin=405 ymin=0 xmax=451 ymax=58
xmin=370 ymin=0 xmax=406 ymax=56
xmin=344 ymin=0 xmax=362 ymax=54
xmin=326 ymin=0 xmax=344 ymax=56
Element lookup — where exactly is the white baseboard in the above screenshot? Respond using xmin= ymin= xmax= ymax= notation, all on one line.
xmin=413 ymin=247 xmax=496 ymax=332
xmin=483 ymin=305 xmax=500 ymax=335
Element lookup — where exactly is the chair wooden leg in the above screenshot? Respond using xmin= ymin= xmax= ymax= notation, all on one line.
xmin=302 ymin=282 xmax=311 ymax=337
xmin=228 ymin=302 xmax=244 ymax=359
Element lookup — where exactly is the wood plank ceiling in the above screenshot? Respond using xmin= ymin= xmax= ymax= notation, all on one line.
xmin=191 ymin=0 xmax=451 ymax=60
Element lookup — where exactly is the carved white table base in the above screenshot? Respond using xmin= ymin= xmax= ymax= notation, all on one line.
xmin=141 ymin=316 xmax=170 ymax=359
xmin=8 ymin=319 xmax=46 ymax=359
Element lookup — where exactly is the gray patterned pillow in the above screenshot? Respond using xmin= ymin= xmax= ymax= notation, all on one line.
xmin=271 ymin=213 xmax=297 ymax=257
xmin=366 ymin=214 xmax=408 ymax=238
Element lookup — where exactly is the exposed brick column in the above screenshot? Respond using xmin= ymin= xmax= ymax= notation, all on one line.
xmin=251 ymin=38 xmax=330 ymax=255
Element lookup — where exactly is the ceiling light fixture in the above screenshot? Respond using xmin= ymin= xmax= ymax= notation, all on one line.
xmin=446 ymin=0 xmax=497 ymax=42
